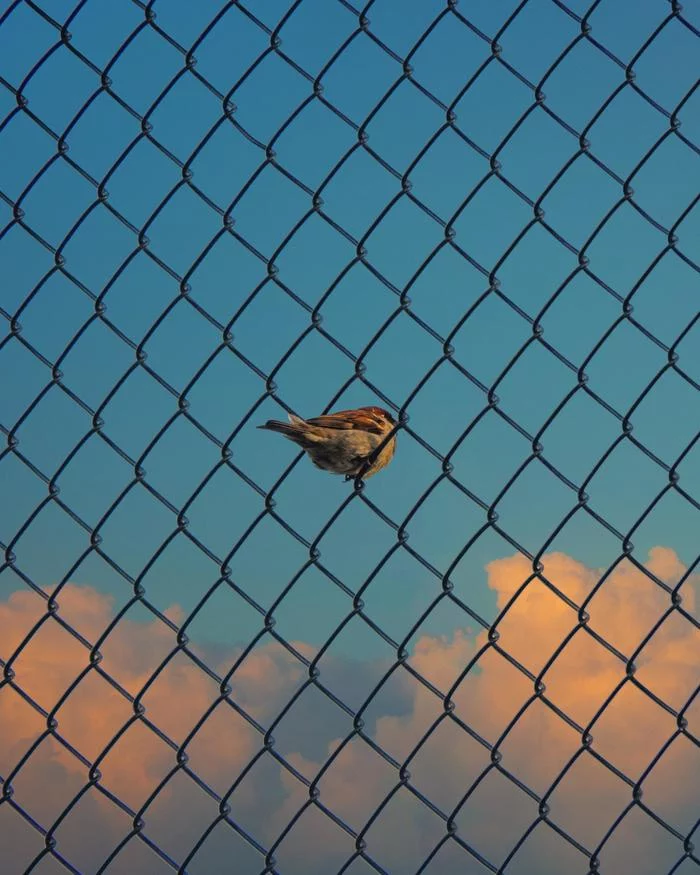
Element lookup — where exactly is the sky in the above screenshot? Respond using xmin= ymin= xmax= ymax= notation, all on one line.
xmin=0 ymin=0 xmax=699 ymax=873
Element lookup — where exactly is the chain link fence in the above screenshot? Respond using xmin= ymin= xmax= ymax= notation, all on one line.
xmin=1 ymin=0 xmax=699 ymax=873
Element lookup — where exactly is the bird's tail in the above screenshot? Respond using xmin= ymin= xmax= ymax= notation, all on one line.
xmin=257 ymin=414 xmax=316 ymax=448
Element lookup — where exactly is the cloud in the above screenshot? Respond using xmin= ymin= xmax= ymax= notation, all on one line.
xmin=0 ymin=584 xmax=304 ymax=870
xmin=271 ymin=548 xmax=699 ymax=874
xmin=0 ymin=548 xmax=697 ymax=874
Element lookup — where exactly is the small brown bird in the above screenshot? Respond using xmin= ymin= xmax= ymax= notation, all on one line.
xmin=258 ymin=406 xmax=397 ymax=480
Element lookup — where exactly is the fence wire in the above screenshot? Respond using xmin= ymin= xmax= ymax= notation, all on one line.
xmin=1 ymin=0 xmax=699 ymax=873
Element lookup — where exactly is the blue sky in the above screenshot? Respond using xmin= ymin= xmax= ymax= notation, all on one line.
xmin=2 ymin=0 xmax=698 ymax=659
xmin=1 ymin=0 xmax=699 ymax=872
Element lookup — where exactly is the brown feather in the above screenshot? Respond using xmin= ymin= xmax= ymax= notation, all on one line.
xmin=305 ymin=408 xmax=385 ymax=435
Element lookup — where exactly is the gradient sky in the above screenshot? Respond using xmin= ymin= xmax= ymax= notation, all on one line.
xmin=1 ymin=0 xmax=699 ymax=872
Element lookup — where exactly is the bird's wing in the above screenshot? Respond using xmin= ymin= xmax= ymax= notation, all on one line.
xmin=304 ymin=409 xmax=385 ymax=434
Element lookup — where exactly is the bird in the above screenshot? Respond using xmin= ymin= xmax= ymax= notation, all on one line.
xmin=257 ymin=405 xmax=397 ymax=480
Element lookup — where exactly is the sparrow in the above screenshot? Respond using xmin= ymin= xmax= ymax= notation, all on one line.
xmin=258 ymin=406 xmax=397 ymax=480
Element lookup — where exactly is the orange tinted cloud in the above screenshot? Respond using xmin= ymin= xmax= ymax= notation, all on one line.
xmin=0 ymin=548 xmax=697 ymax=874
xmin=0 ymin=584 xmax=305 ymax=869
xmin=274 ymin=548 xmax=699 ymax=873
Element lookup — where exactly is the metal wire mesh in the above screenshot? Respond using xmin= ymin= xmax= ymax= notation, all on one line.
xmin=1 ymin=0 xmax=699 ymax=873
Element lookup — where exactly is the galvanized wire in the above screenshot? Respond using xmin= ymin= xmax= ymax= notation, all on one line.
xmin=1 ymin=0 xmax=699 ymax=873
